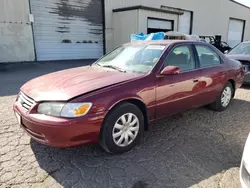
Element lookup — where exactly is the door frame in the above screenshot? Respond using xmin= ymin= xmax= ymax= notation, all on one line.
xmin=227 ymin=17 xmax=246 ymax=45
xmin=147 ymin=17 xmax=174 ymax=34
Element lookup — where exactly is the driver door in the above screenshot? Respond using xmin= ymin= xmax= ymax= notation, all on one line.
xmin=155 ymin=44 xmax=202 ymax=119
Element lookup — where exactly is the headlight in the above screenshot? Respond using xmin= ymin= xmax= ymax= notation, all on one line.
xmin=61 ymin=103 xmax=92 ymax=118
xmin=37 ymin=102 xmax=92 ymax=118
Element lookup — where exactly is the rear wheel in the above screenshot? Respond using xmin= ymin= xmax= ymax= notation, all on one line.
xmin=209 ymin=82 xmax=234 ymax=111
xmin=100 ymin=102 xmax=144 ymax=154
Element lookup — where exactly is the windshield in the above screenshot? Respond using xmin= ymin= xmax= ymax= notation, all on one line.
xmin=95 ymin=44 xmax=166 ymax=74
xmin=229 ymin=43 xmax=250 ymax=55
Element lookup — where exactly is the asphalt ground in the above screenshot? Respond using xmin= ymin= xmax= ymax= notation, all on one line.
xmin=1 ymin=61 xmax=249 ymax=188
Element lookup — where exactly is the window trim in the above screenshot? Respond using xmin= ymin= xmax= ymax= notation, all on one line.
xmin=162 ymin=43 xmax=197 ymax=73
xmin=193 ymin=44 xmax=222 ymax=69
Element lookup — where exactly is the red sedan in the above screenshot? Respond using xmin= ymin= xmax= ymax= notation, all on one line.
xmin=13 ymin=40 xmax=244 ymax=153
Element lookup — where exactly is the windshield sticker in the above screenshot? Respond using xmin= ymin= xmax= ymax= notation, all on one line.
xmin=146 ymin=45 xmax=165 ymax=50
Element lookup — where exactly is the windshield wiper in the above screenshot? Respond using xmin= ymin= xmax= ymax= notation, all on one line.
xmin=93 ymin=62 xmax=101 ymax=67
xmin=102 ymin=65 xmax=126 ymax=72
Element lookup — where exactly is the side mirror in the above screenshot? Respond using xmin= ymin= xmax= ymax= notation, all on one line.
xmin=224 ymin=50 xmax=229 ymax=54
xmin=160 ymin=66 xmax=180 ymax=75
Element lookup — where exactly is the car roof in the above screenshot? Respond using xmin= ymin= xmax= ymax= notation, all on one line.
xmin=124 ymin=40 xmax=204 ymax=46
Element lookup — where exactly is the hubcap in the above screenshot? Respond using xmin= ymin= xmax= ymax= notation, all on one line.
xmin=221 ymin=86 xmax=232 ymax=107
xmin=112 ymin=113 xmax=139 ymax=147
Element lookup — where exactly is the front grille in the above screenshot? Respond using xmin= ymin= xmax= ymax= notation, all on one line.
xmin=18 ymin=92 xmax=35 ymax=112
xmin=241 ymin=162 xmax=250 ymax=187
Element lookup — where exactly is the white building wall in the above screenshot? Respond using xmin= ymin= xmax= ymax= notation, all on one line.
xmin=0 ymin=0 xmax=35 ymax=63
xmin=105 ymin=0 xmax=250 ymax=52
xmin=226 ymin=1 xmax=250 ymax=43
xmin=113 ymin=9 xmax=179 ymax=49
xmin=113 ymin=10 xmax=139 ymax=48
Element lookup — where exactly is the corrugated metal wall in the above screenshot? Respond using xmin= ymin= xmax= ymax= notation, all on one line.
xmin=30 ymin=0 xmax=104 ymax=61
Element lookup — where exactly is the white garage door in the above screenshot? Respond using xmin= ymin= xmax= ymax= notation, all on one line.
xmin=30 ymin=0 xmax=104 ymax=61
xmin=178 ymin=11 xmax=191 ymax=34
xmin=227 ymin=19 xmax=245 ymax=48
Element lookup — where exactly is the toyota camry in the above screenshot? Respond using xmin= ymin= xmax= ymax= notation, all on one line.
xmin=13 ymin=40 xmax=245 ymax=153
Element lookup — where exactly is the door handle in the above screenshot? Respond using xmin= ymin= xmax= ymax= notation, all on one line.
xmin=193 ymin=79 xmax=199 ymax=83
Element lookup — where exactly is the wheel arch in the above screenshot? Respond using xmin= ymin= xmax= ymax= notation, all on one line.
xmin=228 ymin=79 xmax=236 ymax=97
xmin=106 ymin=98 xmax=149 ymax=131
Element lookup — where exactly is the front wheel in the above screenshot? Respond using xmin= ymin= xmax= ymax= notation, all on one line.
xmin=100 ymin=102 xmax=144 ymax=154
xmin=209 ymin=82 xmax=234 ymax=111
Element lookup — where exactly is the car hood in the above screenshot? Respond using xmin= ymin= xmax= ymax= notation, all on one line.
xmin=226 ymin=54 xmax=250 ymax=61
xmin=21 ymin=66 xmax=142 ymax=102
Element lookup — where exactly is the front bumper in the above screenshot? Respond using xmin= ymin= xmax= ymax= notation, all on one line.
xmin=13 ymin=102 xmax=106 ymax=148
xmin=240 ymin=134 xmax=250 ymax=188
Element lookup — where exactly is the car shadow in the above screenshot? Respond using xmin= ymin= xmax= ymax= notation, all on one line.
xmin=241 ymin=84 xmax=250 ymax=90
xmin=30 ymin=98 xmax=250 ymax=188
xmin=0 ymin=60 xmax=93 ymax=97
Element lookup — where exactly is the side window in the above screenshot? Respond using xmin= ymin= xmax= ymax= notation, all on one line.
xmin=164 ymin=45 xmax=196 ymax=72
xmin=195 ymin=45 xmax=221 ymax=68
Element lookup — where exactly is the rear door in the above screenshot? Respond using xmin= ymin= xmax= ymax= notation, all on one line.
xmin=194 ymin=44 xmax=227 ymax=105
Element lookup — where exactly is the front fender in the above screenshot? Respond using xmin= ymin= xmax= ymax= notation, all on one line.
xmin=70 ymin=75 xmax=156 ymax=120
xmin=106 ymin=94 xmax=145 ymax=112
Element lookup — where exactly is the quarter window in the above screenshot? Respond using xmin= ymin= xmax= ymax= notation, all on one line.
xmin=164 ymin=45 xmax=196 ymax=71
xmin=195 ymin=45 xmax=221 ymax=68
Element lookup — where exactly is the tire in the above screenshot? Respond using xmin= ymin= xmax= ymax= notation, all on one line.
xmin=100 ymin=102 xmax=144 ymax=154
xmin=209 ymin=82 xmax=234 ymax=111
